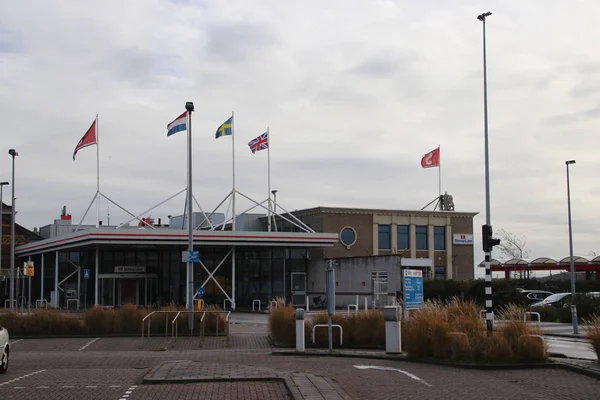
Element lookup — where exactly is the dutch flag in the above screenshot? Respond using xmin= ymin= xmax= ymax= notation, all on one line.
xmin=167 ymin=112 xmax=187 ymax=136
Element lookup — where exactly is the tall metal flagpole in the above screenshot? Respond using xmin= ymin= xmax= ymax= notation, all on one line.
xmin=95 ymin=114 xmax=100 ymax=229
xmin=185 ymin=102 xmax=195 ymax=329
xmin=438 ymin=144 xmax=441 ymax=199
xmin=267 ymin=127 xmax=272 ymax=232
xmin=231 ymin=111 xmax=236 ymax=310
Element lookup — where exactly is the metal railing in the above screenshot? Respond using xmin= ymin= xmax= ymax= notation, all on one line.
xmin=35 ymin=299 xmax=49 ymax=309
xmin=252 ymin=299 xmax=261 ymax=312
xmin=524 ymin=311 xmax=541 ymax=327
xmin=312 ymin=324 xmax=343 ymax=345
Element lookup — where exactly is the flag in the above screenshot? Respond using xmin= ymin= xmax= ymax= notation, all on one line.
xmin=248 ymin=132 xmax=269 ymax=154
xmin=215 ymin=116 xmax=233 ymax=138
xmin=421 ymin=147 xmax=440 ymax=168
xmin=73 ymin=119 xmax=97 ymax=160
xmin=167 ymin=112 xmax=187 ymax=136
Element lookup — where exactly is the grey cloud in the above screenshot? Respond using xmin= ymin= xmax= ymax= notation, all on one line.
xmin=204 ymin=21 xmax=277 ymax=62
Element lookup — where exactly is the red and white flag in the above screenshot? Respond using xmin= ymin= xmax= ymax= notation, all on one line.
xmin=73 ymin=118 xmax=97 ymax=160
xmin=420 ymin=147 xmax=440 ymax=168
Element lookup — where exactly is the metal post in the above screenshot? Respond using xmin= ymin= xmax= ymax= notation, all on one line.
xmin=8 ymin=149 xmax=18 ymax=311
xmin=272 ymin=190 xmax=278 ymax=232
xmin=54 ymin=251 xmax=59 ymax=307
xmin=185 ymin=102 xmax=195 ymax=330
xmin=478 ymin=11 xmax=494 ymax=336
xmin=94 ymin=247 xmax=99 ymax=306
xmin=41 ymin=253 xmax=44 ymax=301
xmin=566 ymin=160 xmax=578 ymax=334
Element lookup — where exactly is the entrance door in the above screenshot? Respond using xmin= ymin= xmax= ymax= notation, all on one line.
xmin=291 ymin=272 xmax=306 ymax=306
xmin=118 ymin=279 xmax=138 ymax=306
xmin=100 ymin=278 xmax=115 ymax=307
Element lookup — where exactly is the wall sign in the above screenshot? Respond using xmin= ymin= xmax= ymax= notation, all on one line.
xmin=453 ymin=234 xmax=474 ymax=245
xmin=114 ymin=266 xmax=146 ymax=273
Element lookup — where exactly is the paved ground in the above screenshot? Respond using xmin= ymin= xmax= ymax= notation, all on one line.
xmin=1 ymin=315 xmax=600 ymax=399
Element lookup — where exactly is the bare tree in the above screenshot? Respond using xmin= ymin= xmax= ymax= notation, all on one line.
xmin=496 ymin=229 xmax=530 ymax=279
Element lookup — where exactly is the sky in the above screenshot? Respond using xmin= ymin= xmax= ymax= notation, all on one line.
xmin=1 ymin=0 xmax=599 ymax=278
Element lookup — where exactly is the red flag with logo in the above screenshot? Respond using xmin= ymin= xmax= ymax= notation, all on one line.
xmin=73 ymin=118 xmax=97 ymax=160
xmin=420 ymin=147 xmax=440 ymax=168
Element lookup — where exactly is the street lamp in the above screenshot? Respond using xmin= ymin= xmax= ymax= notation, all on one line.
xmin=566 ymin=159 xmax=578 ymax=334
xmin=478 ymin=11 xmax=496 ymax=336
xmin=8 ymin=149 xmax=17 ymax=311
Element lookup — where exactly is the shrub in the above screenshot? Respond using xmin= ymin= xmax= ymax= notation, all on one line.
xmin=584 ymin=315 xmax=600 ymax=363
xmin=403 ymin=301 xmax=447 ymax=358
xmin=268 ymin=305 xmax=295 ymax=344
xmin=0 ymin=311 xmax=84 ymax=335
xmin=516 ymin=335 xmax=548 ymax=363
xmin=483 ymin=335 xmax=514 ymax=363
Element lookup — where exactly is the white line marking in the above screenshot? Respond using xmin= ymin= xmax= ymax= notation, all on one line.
xmin=354 ymin=365 xmax=433 ymax=387
xmin=14 ymin=387 xmax=25 ymax=389
xmin=79 ymin=338 xmax=100 ymax=351
xmin=61 ymin=385 xmax=74 ymax=388
xmin=85 ymin=385 xmax=98 ymax=388
xmin=119 ymin=385 xmax=138 ymax=400
xmin=110 ymin=385 xmax=121 ymax=388
xmin=9 ymin=339 xmax=23 ymax=344
xmin=0 ymin=369 xmax=46 ymax=387
xmin=126 ymin=391 xmax=132 ymax=394
xmin=36 ymin=386 xmax=50 ymax=389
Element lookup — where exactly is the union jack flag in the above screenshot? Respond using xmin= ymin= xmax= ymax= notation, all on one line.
xmin=248 ymin=132 xmax=269 ymax=154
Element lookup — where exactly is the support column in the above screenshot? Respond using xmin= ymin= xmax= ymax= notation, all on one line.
xmin=390 ymin=223 xmax=398 ymax=253
xmin=409 ymin=224 xmax=416 ymax=259
xmin=232 ymin=247 xmax=236 ymax=310
xmin=41 ymin=253 xmax=45 ymax=301
xmin=445 ymin=222 xmax=453 ymax=279
xmin=428 ymin=225 xmax=435 ymax=278
xmin=372 ymin=222 xmax=379 ymax=256
xmin=54 ymin=251 xmax=59 ymax=307
xmin=94 ymin=247 xmax=99 ymax=306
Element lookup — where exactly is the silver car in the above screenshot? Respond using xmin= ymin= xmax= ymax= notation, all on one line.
xmin=0 ymin=324 xmax=9 ymax=373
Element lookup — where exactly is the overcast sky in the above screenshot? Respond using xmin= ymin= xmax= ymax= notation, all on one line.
xmin=1 ymin=0 xmax=599 ymax=276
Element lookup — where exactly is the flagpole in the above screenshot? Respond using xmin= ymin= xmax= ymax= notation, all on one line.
xmin=96 ymin=114 xmax=100 ymax=229
xmin=185 ymin=102 xmax=195 ymax=329
xmin=267 ymin=127 xmax=271 ymax=233
xmin=231 ymin=111 xmax=236 ymax=232
xmin=438 ymin=144 xmax=441 ymax=199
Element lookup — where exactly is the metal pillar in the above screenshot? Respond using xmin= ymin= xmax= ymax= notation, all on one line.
xmin=566 ymin=160 xmax=578 ymax=334
xmin=54 ymin=250 xmax=59 ymax=307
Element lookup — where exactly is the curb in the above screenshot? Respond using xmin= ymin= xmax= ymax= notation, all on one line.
xmin=271 ymin=350 xmax=600 ymax=378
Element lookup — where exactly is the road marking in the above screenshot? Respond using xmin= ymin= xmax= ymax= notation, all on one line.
xmin=85 ymin=385 xmax=98 ymax=388
xmin=119 ymin=385 xmax=138 ymax=400
xmin=14 ymin=387 xmax=25 ymax=389
xmin=62 ymin=386 xmax=74 ymax=388
xmin=110 ymin=385 xmax=121 ymax=388
xmin=9 ymin=339 xmax=23 ymax=345
xmin=79 ymin=338 xmax=100 ymax=351
xmin=0 ymin=369 xmax=46 ymax=387
xmin=36 ymin=386 xmax=50 ymax=389
xmin=354 ymin=365 xmax=433 ymax=387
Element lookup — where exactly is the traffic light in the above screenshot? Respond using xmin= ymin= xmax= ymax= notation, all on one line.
xmin=482 ymin=224 xmax=500 ymax=252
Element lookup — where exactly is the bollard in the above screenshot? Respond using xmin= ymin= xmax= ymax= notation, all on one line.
xmin=295 ymin=308 xmax=305 ymax=352
xmin=383 ymin=306 xmax=402 ymax=354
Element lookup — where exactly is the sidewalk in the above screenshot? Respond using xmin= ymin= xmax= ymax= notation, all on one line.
xmin=539 ymin=322 xmax=589 ymax=338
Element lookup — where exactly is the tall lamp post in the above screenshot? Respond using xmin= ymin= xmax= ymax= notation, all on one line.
xmin=0 ymin=181 xmax=9 ymax=296
xmin=566 ymin=159 xmax=578 ymax=334
xmin=478 ymin=11 xmax=499 ymax=337
xmin=8 ymin=149 xmax=18 ymax=311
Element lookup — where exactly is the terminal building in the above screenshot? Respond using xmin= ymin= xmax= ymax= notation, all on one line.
xmin=14 ymin=201 xmax=477 ymax=310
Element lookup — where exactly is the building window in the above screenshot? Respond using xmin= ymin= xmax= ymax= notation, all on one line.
xmin=416 ymin=226 xmax=428 ymax=250
xmin=435 ymin=266 xmax=446 ymax=279
xmin=378 ymin=224 xmax=391 ymax=250
xmin=396 ymin=225 xmax=409 ymax=250
xmin=434 ymin=226 xmax=446 ymax=250
xmin=339 ymin=227 xmax=357 ymax=247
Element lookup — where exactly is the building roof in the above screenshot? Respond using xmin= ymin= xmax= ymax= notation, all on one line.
xmin=15 ymin=227 xmax=339 ymax=256
xmin=278 ymin=206 xmax=478 ymax=219
xmin=478 ymin=255 xmax=600 ymax=268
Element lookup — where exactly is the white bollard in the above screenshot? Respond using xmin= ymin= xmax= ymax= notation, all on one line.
xmin=306 ymin=295 xmax=310 ymax=312
xmin=295 ymin=308 xmax=305 ymax=352
xmin=383 ymin=306 xmax=402 ymax=354
xmin=364 ymin=297 xmax=368 ymax=311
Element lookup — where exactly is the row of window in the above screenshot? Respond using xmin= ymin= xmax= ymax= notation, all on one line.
xmin=378 ymin=224 xmax=446 ymax=251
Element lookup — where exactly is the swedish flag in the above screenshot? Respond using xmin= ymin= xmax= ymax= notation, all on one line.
xmin=215 ymin=116 xmax=233 ymax=138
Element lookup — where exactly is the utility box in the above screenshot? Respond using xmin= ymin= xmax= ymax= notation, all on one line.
xmin=384 ymin=306 xmax=402 ymax=354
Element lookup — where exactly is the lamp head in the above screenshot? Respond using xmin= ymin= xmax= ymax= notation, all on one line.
xmin=8 ymin=149 xmax=18 ymax=157
xmin=0 ymin=182 xmax=8 ymax=186
xmin=185 ymin=102 xmax=195 ymax=112
xmin=477 ymin=12 xmax=492 ymax=21
xmin=271 ymin=190 xmax=278 ymax=195
xmin=566 ymin=160 xmax=576 ymax=165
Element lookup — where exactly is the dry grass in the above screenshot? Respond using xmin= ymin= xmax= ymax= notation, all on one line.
xmin=268 ymin=305 xmax=296 ymax=344
xmin=403 ymin=299 xmax=547 ymax=363
xmin=0 ymin=310 xmax=84 ymax=335
xmin=584 ymin=315 xmax=600 ymax=363
xmin=268 ymin=297 xmax=287 ymax=313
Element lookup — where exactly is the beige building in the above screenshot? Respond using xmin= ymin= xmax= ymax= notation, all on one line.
xmin=276 ymin=207 xmax=478 ymax=280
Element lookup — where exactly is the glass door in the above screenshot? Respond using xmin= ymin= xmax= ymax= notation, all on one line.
xmin=100 ymin=278 xmax=115 ymax=307
xmin=291 ymin=272 xmax=306 ymax=306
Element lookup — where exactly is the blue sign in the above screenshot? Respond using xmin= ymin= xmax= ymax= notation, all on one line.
xmin=181 ymin=250 xmax=200 ymax=263
xmin=403 ymin=269 xmax=423 ymax=310
xmin=84 ymin=269 xmax=90 ymax=280
xmin=189 ymin=250 xmax=200 ymax=263
xmin=195 ymin=287 xmax=205 ymax=298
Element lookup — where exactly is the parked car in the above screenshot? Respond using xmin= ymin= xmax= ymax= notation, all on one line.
xmin=517 ymin=290 xmax=554 ymax=304
xmin=587 ymin=292 xmax=600 ymax=298
xmin=530 ymin=292 xmax=572 ymax=308
xmin=0 ymin=324 xmax=9 ymax=373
